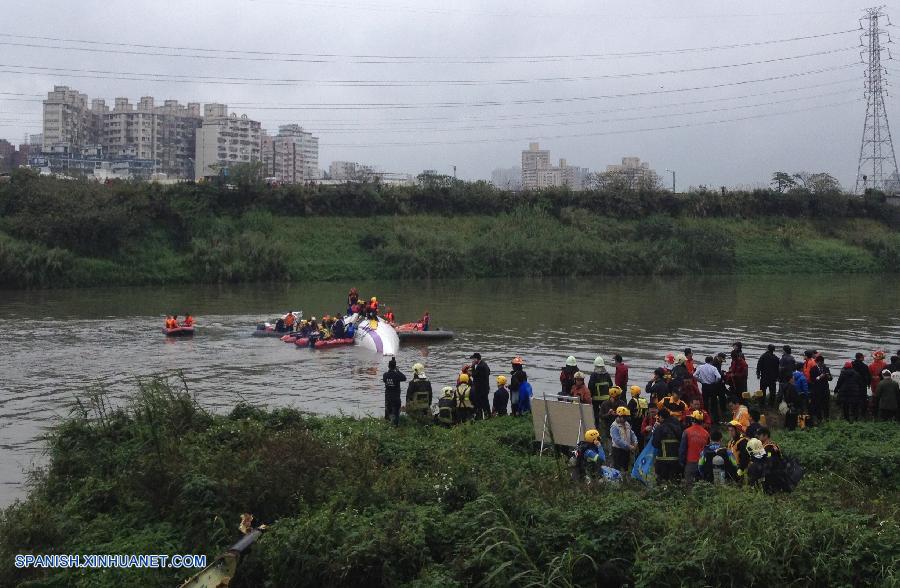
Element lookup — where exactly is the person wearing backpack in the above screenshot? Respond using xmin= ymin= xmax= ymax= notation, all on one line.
xmin=571 ymin=429 xmax=606 ymax=483
xmin=697 ymin=430 xmax=738 ymax=484
xmin=757 ymin=427 xmax=794 ymax=493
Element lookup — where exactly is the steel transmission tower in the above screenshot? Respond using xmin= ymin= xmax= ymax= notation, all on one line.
xmin=856 ymin=6 xmax=899 ymax=194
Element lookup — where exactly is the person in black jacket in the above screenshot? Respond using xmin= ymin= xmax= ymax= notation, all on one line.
xmin=382 ymin=358 xmax=407 ymax=426
xmin=652 ymin=409 xmax=683 ymax=482
xmin=851 ymin=353 xmax=871 ymax=416
xmin=645 ymin=368 xmax=670 ymax=406
xmin=470 ymin=353 xmax=492 ymax=420
xmin=405 ymin=363 xmax=433 ymax=424
xmin=808 ymin=355 xmax=833 ymax=423
xmin=509 ymin=356 xmax=527 ymax=416
xmin=836 ymin=361 xmax=865 ymax=422
xmin=778 ymin=345 xmax=796 ymax=402
xmin=782 ymin=375 xmax=801 ymax=431
xmin=756 ymin=344 xmax=780 ymax=407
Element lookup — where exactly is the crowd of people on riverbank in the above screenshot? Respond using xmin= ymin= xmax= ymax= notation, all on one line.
xmin=383 ymin=344 xmax=900 ymax=488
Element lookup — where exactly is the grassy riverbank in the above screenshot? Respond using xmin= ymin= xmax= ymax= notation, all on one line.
xmin=1 ymin=170 xmax=899 ymax=287
xmin=2 ymin=378 xmax=898 ymax=587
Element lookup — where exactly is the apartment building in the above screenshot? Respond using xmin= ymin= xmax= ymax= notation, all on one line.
xmin=195 ymin=104 xmax=262 ymax=179
xmin=329 ymin=160 xmax=376 ymax=181
xmin=42 ymin=86 xmax=98 ymax=152
xmin=261 ymin=124 xmax=319 ymax=183
xmin=521 ymin=142 xmax=550 ymax=190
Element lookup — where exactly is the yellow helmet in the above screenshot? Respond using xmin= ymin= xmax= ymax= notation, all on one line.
xmin=616 ymin=406 xmax=631 ymax=417
xmin=371 ymin=297 xmax=377 ymax=302
xmin=609 ymin=386 xmax=622 ymax=397
xmin=728 ymin=420 xmax=745 ymax=433
xmin=741 ymin=391 xmax=752 ymax=399
xmin=629 ymin=385 xmax=641 ymax=396
xmin=584 ymin=429 xmax=600 ymax=443
xmin=691 ymin=410 xmax=705 ymax=422
xmin=458 ymin=373 xmax=469 ymax=384
xmin=496 ymin=375 xmax=508 ymax=386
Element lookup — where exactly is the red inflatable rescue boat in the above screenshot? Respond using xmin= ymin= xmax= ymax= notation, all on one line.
xmin=163 ymin=326 xmax=195 ymax=337
xmin=294 ymin=337 xmax=353 ymax=349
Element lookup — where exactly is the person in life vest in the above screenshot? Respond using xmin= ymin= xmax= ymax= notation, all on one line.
xmin=626 ymin=385 xmax=649 ymax=447
xmin=347 ymin=287 xmax=359 ymax=314
xmin=509 ymin=356 xmax=527 ymax=416
xmin=570 ymin=372 xmax=591 ymax=404
xmin=493 ymin=375 xmax=510 ymax=417
xmin=421 ymin=311 xmax=430 ymax=332
xmin=384 ymin=308 xmax=396 ymax=325
xmin=455 ymin=373 xmax=474 ymax=423
xmin=726 ymin=420 xmax=750 ymax=482
xmin=697 ymin=429 xmax=737 ymax=484
xmin=405 ymin=363 xmax=433 ymax=423
xmin=366 ymin=297 xmax=379 ymax=319
xmin=610 ymin=407 xmax=638 ymax=473
xmin=679 ymin=410 xmax=711 ymax=488
xmin=435 ymin=387 xmax=456 ymax=427
xmin=588 ymin=356 xmax=613 ymax=429
xmin=657 ymin=388 xmax=688 ymax=421
xmin=165 ymin=315 xmax=176 ymax=329
xmin=727 ymin=398 xmax=751 ymax=431
xmin=651 ymin=408 xmax=684 ymax=482
xmin=571 ymin=429 xmax=606 ymax=483
xmin=559 ymin=356 xmax=579 ymax=396
xmin=182 ymin=314 xmax=194 ymax=327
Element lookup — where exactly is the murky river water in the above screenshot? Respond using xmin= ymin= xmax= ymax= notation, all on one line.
xmin=1 ymin=275 xmax=898 ymax=505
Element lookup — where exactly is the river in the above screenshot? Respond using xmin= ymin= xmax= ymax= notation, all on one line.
xmin=1 ymin=275 xmax=898 ymax=506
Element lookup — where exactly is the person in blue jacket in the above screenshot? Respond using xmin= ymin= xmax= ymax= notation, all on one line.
xmin=517 ymin=374 xmax=533 ymax=415
xmin=792 ymin=369 xmax=810 ymax=416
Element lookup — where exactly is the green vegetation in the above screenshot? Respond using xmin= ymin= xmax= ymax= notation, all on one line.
xmin=2 ymin=377 xmax=898 ymax=587
xmin=1 ymin=169 xmax=898 ymax=287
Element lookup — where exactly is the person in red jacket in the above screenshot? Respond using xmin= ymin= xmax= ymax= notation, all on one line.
xmin=679 ymin=410 xmax=711 ymax=487
xmin=613 ymin=354 xmax=629 ymax=390
xmin=725 ymin=351 xmax=749 ymax=404
xmin=641 ymin=406 xmax=659 ymax=445
xmin=869 ymin=350 xmax=888 ymax=399
xmin=683 ymin=398 xmax=712 ymax=430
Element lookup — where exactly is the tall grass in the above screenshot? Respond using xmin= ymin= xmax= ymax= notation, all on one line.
xmin=1 ymin=378 xmax=897 ymax=587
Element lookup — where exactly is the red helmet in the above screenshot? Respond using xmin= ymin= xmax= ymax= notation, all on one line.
xmin=665 ymin=353 xmax=675 ymax=363
xmin=844 ymin=361 xmax=853 ymax=369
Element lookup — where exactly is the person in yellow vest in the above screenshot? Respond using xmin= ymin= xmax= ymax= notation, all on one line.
xmin=455 ymin=373 xmax=474 ymax=423
xmin=726 ymin=420 xmax=750 ymax=482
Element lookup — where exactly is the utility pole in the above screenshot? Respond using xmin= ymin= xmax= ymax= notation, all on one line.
xmin=665 ymin=168 xmax=676 ymax=193
xmin=855 ymin=6 xmax=899 ymax=194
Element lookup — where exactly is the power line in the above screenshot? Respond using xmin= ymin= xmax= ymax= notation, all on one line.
xmin=0 ymin=29 xmax=860 ymax=64
xmin=0 ymin=47 xmax=857 ymax=87
xmin=0 ymin=77 xmax=863 ymax=125
xmin=324 ymin=99 xmax=860 ymax=148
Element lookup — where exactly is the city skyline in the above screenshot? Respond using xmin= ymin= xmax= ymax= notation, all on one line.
xmin=0 ymin=0 xmax=890 ymax=188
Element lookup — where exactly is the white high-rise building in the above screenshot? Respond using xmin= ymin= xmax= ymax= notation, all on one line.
xmin=329 ymin=160 xmax=376 ymax=181
xmin=195 ymin=105 xmax=262 ymax=179
xmin=261 ymin=124 xmax=319 ymax=183
xmin=521 ymin=142 xmax=550 ymax=190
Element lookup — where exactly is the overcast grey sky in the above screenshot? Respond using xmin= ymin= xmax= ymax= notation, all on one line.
xmin=0 ymin=0 xmax=893 ymax=188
